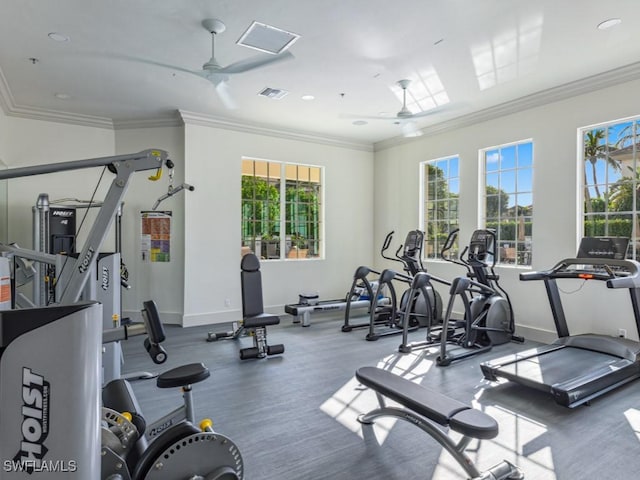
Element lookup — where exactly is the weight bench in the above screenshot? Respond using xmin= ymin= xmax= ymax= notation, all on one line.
xmin=208 ymin=253 xmax=284 ymax=359
xmin=355 ymin=367 xmax=523 ymax=480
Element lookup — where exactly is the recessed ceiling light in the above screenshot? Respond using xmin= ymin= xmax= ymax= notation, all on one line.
xmin=301 ymin=95 xmax=315 ymax=101
xmin=352 ymin=120 xmax=368 ymax=126
xmin=48 ymin=32 xmax=70 ymax=42
xmin=597 ymin=18 xmax=622 ymax=30
xmin=54 ymin=93 xmax=71 ymax=99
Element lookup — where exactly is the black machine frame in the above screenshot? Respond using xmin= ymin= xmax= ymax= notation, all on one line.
xmin=481 ymin=256 xmax=640 ymax=407
xmin=346 ymin=230 xmax=443 ymax=342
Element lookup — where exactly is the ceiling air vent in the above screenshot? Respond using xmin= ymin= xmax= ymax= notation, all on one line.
xmin=258 ymin=87 xmax=289 ymax=100
xmin=237 ymin=21 xmax=300 ymax=55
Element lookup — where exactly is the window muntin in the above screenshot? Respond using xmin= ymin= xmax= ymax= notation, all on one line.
xmin=421 ymin=156 xmax=460 ymax=259
xmin=481 ymin=140 xmax=533 ymax=266
xmin=242 ymin=158 xmax=322 ymax=260
xmin=582 ymin=118 xmax=640 ymax=259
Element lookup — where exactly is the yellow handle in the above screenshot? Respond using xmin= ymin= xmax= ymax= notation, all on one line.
xmin=148 ymin=168 xmax=163 ymax=181
xmin=200 ymin=418 xmax=214 ymax=432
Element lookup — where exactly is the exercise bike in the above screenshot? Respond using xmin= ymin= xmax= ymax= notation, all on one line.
xmin=102 ymin=301 xmax=244 ymax=480
xmin=435 ymin=229 xmax=524 ymax=366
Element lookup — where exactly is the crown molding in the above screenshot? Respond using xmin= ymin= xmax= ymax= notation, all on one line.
xmin=179 ymin=110 xmax=374 ymax=152
xmin=0 ymin=68 xmax=113 ymax=128
xmin=5 ymin=104 xmax=114 ymax=129
xmin=374 ymin=60 xmax=640 ymax=152
xmin=113 ymin=115 xmax=183 ymax=130
xmin=4 ymin=59 xmax=640 ymax=152
xmin=0 ymin=67 xmax=14 ymax=115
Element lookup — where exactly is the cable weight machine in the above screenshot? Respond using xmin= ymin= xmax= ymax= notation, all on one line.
xmin=0 ymin=150 xmax=242 ymax=479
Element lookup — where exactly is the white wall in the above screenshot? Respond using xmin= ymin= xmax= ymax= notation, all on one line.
xmin=374 ymin=78 xmax=640 ymax=342
xmin=114 ymin=126 xmax=185 ymax=324
xmin=5 ymin=77 xmax=638 ymax=338
xmin=183 ymin=119 xmax=374 ymax=326
xmin=1 ymin=115 xmax=115 ymax=251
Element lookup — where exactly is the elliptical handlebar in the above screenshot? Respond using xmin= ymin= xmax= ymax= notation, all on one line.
xmin=441 ymin=229 xmax=469 ymax=270
xmin=381 ymin=230 xmax=394 ymax=253
xmin=380 ymin=230 xmax=407 ymax=268
xmin=381 ymin=231 xmax=401 ymax=263
xmin=441 ymin=228 xmax=459 ymax=258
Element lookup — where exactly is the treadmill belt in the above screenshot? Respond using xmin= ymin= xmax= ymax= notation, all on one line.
xmin=498 ymin=347 xmax=623 ymax=388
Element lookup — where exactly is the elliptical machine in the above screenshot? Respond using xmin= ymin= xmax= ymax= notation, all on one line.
xmin=435 ymin=229 xmax=524 ymax=366
xmin=342 ymin=231 xmax=394 ymax=333
xmin=354 ymin=230 xmax=443 ymax=341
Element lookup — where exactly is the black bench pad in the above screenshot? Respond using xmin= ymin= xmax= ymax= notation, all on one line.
xmin=244 ymin=313 xmax=280 ymax=328
xmin=356 ymin=367 xmax=498 ymax=440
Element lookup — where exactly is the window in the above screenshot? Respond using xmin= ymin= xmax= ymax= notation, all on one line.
xmin=421 ymin=156 xmax=460 ymax=259
xmin=481 ymin=140 xmax=533 ymax=266
xmin=241 ymin=158 xmax=322 ymax=260
xmin=582 ymin=117 xmax=640 ymax=259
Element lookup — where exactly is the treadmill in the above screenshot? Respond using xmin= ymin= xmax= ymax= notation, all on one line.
xmin=481 ymin=237 xmax=640 ymax=408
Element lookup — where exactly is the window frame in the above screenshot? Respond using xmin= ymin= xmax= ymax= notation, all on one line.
xmin=419 ymin=154 xmax=460 ymax=261
xmin=479 ymin=138 xmax=534 ymax=267
xmin=579 ymin=115 xmax=640 ymax=259
xmin=241 ymin=156 xmax=324 ymax=261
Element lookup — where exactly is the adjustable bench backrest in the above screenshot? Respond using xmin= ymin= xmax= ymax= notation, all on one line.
xmin=241 ymin=253 xmax=264 ymax=318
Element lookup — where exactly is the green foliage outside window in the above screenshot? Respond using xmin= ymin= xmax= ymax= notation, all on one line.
xmin=582 ymin=120 xmax=640 ymax=259
xmin=242 ymin=160 xmax=321 ymax=259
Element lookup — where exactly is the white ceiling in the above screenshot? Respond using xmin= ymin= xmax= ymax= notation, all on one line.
xmin=0 ymin=0 xmax=639 ymax=145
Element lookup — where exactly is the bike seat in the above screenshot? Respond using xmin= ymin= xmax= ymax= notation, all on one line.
xmin=157 ymin=362 xmax=210 ymax=389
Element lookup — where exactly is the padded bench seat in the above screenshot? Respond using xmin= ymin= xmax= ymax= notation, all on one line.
xmin=244 ymin=312 xmax=280 ymax=329
xmin=356 ymin=366 xmax=498 ymax=440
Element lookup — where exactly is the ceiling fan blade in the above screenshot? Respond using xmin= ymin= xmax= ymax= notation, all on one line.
xmin=219 ymin=50 xmax=294 ymax=74
xmin=105 ymin=53 xmax=200 ymax=76
xmin=339 ymin=113 xmax=397 ymax=121
xmin=407 ymin=105 xmax=449 ymax=119
xmin=215 ymin=81 xmax=237 ymax=110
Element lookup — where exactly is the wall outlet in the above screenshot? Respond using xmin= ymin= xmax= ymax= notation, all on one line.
xmin=618 ymin=328 xmax=627 ymax=338
xmin=224 ymin=298 xmax=231 ymax=308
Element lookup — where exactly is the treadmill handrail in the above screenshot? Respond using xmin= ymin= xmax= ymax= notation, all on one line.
xmin=520 ymin=257 xmax=640 ymax=287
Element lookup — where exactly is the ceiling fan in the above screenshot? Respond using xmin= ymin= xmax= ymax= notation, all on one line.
xmin=343 ymin=79 xmax=448 ymax=136
xmin=131 ymin=18 xmax=294 ymax=109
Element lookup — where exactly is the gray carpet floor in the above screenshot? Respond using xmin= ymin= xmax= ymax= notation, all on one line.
xmin=122 ymin=312 xmax=640 ymax=480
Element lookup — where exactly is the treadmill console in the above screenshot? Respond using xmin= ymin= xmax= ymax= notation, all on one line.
xmin=577 ymin=237 xmax=629 ymax=260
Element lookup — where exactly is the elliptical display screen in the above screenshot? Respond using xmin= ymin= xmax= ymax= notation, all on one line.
xmin=468 ymin=229 xmax=494 ymax=263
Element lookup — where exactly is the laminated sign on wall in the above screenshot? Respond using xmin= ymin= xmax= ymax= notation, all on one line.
xmin=141 ymin=211 xmax=172 ymax=262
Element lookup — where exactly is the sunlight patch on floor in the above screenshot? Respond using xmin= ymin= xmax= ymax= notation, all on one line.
xmin=319 ymin=351 xmax=433 ymax=444
xmin=624 ymin=408 xmax=640 ymax=442
xmin=436 ymin=393 xmax=557 ymax=480
xmin=429 ymin=401 xmax=556 ymax=479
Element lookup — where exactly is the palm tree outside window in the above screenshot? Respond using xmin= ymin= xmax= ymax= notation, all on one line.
xmin=582 ymin=118 xmax=640 ymax=259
